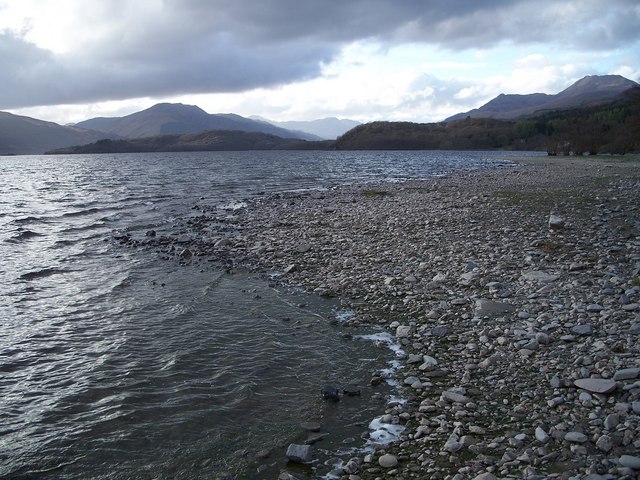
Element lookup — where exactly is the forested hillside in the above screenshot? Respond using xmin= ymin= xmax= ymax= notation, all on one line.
xmin=334 ymin=87 xmax=640 ymax=154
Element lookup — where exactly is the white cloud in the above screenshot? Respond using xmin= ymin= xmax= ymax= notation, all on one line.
xmin=2 ymin=0 xmax=639 ymax=123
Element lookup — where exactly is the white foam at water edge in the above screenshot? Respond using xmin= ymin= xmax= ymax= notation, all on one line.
xmin=367 ymin=416 xmax=406 ymax=447
xmin=354 ymin=332 xmax=405 ymax=357
xmin=334 ymin=309 xmax=356 ymax=323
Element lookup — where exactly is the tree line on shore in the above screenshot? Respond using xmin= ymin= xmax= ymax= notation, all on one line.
xmin=333 ymin=87 xmax=640 ymax=154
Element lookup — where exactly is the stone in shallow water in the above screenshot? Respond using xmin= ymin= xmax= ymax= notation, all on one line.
xmin=342 ymin=385 xmax=361 ymax=396
xmin=574 ymin=378 xmax=617 ymax=394
xmin=322 ymin=385 xmax=340 ymax=402
xmin=300 ymin=422 xmax=321 ymax=432
xmin=286 ymin=444 xmax=312 ymax=463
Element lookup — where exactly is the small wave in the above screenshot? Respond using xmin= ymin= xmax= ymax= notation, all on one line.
xmin=101 ymin=213 xmax=124 ymax=222
xmin=50 ymin=239 xmax=77 ymax=248
xmin=62 ymin=208 xmax=102 ymax=218
xmin=60 ymin=223 xmax=106 ymax=234
xmin=5 ymin=230 xmax=44 ymax=243
xmin=11 ymin=215 xmax=48 ymax=225
xmin=19 ymin=268 xmax=73 ymax=281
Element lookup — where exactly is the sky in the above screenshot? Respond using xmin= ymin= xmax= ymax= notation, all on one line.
xmin=1 ymin=0 xmax=639 ymax=125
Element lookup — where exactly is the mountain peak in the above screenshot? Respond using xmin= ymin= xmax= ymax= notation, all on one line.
xmin=145 ymin=102 xmax=209 ymax=116
xmin=446 ymin=74 xmax=639 ymax=122
xmin=558 ymin=74 xmax=638 ymax=97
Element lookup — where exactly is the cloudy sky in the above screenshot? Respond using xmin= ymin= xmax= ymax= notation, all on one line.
xmin=1 ymin=0 xmax=639 ymax=125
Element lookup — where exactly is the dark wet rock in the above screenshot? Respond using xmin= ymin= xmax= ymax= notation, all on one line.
xmin=305 ymin=433 xmax=329 ymax=445
xmin=256 ymin=449 xmax=271 ymax=459
xmin=342 ymin=385 xmax=361 ymax=396
xmin=322 ymin=385 xmax=340 ymax=402
xmin=300 ymin=422 xmax=321 ymax=432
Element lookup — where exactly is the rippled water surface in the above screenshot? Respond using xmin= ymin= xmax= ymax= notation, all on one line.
xmin=0 ymin=151 xmax=534 ymax=478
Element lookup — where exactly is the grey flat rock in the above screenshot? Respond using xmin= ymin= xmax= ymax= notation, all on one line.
xmin=475 ymin=299 xmax=515 ymax=318
xmin=575 ymin=378 xmax=617 ymax=394
xmin=613 ymin=367 xmax=640 ymax=381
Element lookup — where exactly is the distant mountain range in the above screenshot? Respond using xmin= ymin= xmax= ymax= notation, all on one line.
xmin=250 ymin=116 xmax=361 ymax=140
xmin=0 ymin=102 xmax=360 ymax=155
xmin=2 ymin=74 xmax=639 ymax=155
xmin=74 ymin=103 xmax=321 ymax=141
xmin=445 ymin=74 xmax=638 ymax=122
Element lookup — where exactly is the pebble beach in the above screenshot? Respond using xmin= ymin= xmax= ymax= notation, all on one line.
xmin=143 ymin=155 xmax=640 ymax=479
xmin=235 ymin=155 xmax=640 ymax=480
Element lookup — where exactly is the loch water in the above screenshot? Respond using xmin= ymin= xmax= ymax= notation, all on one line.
xmin=0 ymin=151 xmax=532 ymax=479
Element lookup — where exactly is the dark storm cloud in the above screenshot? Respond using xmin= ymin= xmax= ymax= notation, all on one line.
xmin=1 ymin=0 xmax=638 ymax=109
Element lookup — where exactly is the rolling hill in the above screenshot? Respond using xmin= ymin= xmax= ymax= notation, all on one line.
xmin=75 ymin=103 xmax=319 ymax=140
xmin=45 ymin=130 xmax=332 ymax=154
xmin=0 ymin=111 xmax=112 ymax=155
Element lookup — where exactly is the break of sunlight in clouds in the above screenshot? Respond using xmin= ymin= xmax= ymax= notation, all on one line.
xmin=1 ymin=0 xmax=638 ymax=123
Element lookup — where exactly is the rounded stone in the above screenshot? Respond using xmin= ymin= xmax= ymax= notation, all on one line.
xmin=619 ymin=455 xmax=640 ymax=470
xmin=564 ymin=431 xmax=588 ymax=443
xmin=378 ymin=454 xmax=398 ymax=468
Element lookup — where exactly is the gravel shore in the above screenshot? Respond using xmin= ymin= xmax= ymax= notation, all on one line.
xmin=127 ymin=155 xmax=640 ymax=479
xmin=230 ymin=155 xmax=640 ymax=480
